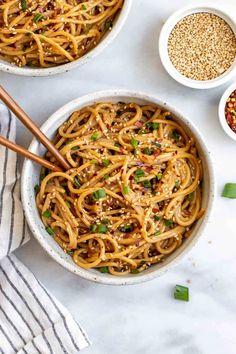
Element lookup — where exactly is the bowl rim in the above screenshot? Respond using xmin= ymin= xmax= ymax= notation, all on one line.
xmin=21 ymin=89 xmax=216 ymax=285
xmin=158 ymin=3 xmax=236 ymax=89
xmin=0 ymin=0 xmax=133 ymax=77
xmin=218 ymin=82 xmax=236 ymax=141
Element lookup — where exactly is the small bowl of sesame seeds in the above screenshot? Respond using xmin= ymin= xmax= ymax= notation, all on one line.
xmin=159 ymin=4 xmax=236 ymax=89
xmin=219 ymin=82 xmax=236 ymax=141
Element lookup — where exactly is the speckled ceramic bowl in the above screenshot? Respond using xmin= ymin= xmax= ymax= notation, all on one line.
xmin=0 ymin=0 xmax=132 ymax=77
xmin=21 ymin=90 xmax=215 ymax=285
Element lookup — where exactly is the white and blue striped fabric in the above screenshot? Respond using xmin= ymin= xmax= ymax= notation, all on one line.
xmin=0 ymin=104 xmax=90 ymax=354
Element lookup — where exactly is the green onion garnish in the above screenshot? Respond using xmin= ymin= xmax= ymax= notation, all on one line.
xmin=71 ymin=146 xmax=79 ymax=151
xmin=102 ymin=174 xmax=109 ymax=181
xmin=34 ymin=184 xmax=39 ymax=193
xmin=188 ymin=192 xmax=194 ymax=201
xmin=175 ymin=180 xmax=180 ymax=188
xmin=138 ymin=129 xmax=148 ymax=135
xmin=174 ymin=284 xmax=189 ymax=302
xmin=21 ymin=0 xmax=27 ymax=11
xmin=89 ymin=224 xmax=97 ymax=232
xmin=131 ymin=138 xmax=138 ymax=149
xmin=153 ymin=142 xmax=162 ymax=148
xmin=105 ymin=20 xmax=113 ymax=30
xmin=170 ymin=130 xmax=180 ymax=140
xmin=33 ymin=13 xmax=45 ymax=23
xmin=74 ymin=177 xmax=81 ymax=187
xmin=156 ymin=173 xmax=162 ymax=181
xmin=165 ymin=219 xmax=173 ymax=227
xmin=92 ymin=189 xmax=106 ymax=200
xmin=102 ymin=159 xmax=110 ymax=167
xmin=154 ymin=231 xmax=161 ymax=236
xmin=146 ymin=122 xmax=159 ymax=131
xmin=143 ymin=147 xmax=152 ymax=155
xmin=67 ymin=250 xmax=74 ymax=256
xmin=91 ymin=132 xmax=99 ymax=141
xmin=119 ymin=224 xmax=134 ymax=233
xmin=122 ymin=186 xmax=130 ymax=195
xmin=142 ymin=180 xmax=152 ymax=188
xmin=100 ymin=266 xmax=109 ymax=273
xmin=97 ymin=224 xmax=108 ymax=233
xmin=154 ymin=215 xmax=160 ymax=221
xmin=131 ymin=269 xmax=139 ymax=274
xmin=45 ymin=227 xmax=54 ymax=235
xmin=65 ymin=201 xmax=70 ymax=208
xmin=222 ymin=183 xmax=236 ymax=199
xmin=101 ymin=218 xmax=109 ymax=224
xmin=81 ymin=4 xmax=87 ymax=10
xmin=42 ymin=210 xmax=51 ymax=218
xmin=135 ymin=169 xmax=145 ymax=178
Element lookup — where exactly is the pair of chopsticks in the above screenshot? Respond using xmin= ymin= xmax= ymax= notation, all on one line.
xmin=0 ymin=85 xmax=71 ymax=173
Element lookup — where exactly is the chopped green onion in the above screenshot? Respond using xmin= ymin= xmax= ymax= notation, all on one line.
xmin=100 ymin=266 xmax=109 ymax=273
xmin=102 ymin=159 xmax=110 ymax=167
xmin=67 ymin=250 xmax=74 ymax=256
xmin=89 ymin=224 xmax=97 ymax=232
xmin=102 ymin=174 xmax=109 ymax=181
xmin=170 ymin=130 xmax=180 ymax=140
xmin=188 ymin=192 xmax=194 ymax=201
xmin=131 ymin=138 xmax=138 ymax=149
xmin=65 ymin=201 xmax=70 ymax=208
xmin=119 ymin=224 xmax=134 ymax=233
xmin=153 ymin=142 xmax=162 ymax=148
xmin=142 ymin=180 xmax=152 ymax=188
xmin=105 ymin=20 xmax=113 ymax=30
xmin=135 ymin=169 xmax=145 ymax=178
xmin=74 ymin=177 xmax=81 ymax=187
xmin=92 ymin=189 xmax=106 ymax=200
xmin=146 ymin=122 xmax=159 ymax=131
xmin=71 ymin=146 xmax=79 ymax=151
xmin=165 ymin=219 xmax=173 ymax=227
xmin=154 ymin=215 xmax=160 ymax=221
xmin=42 ymin=210 xmax=51 ymax=218
xmin=174 ymin=284 xmax=189 ymax=302
xmin=33 ymin=13 xmax=44 ymax=23
xmin=222 ymin=183 xmax=236 ymax=199
xmin=138 ymin=129 xmax=148 ymax=135
xmin=45 ymin=227 xmax=54 ymax=235
xmin=154 ymin=231 xmax=161 ymax=236
xmin=101 ymin=218 xmax=109 ymax=224
xmin=143 ymin=147 xmax=152 ymax=155
xmin=131 ymin=269 xmax=139 ymax=274
xmin=91 ymin=132 xmax=99 ymax=141
xmin=34 ymin=184 xmax=39 ymax=193
xmin=156 ymin=173 xmax=162 ymax=181
xmin=122 ymin=186 xmax=130 ymax=195
xmin=97 ymin=224 xmax=108 ymax=233
xmin=81 ymin=4 xmax=87 ymax=10
xmin=21 ymin=0 xmax=27 ymax=11
xmin=175 ymin=180 xmax=180 ymax=188
xmin=90 ymin=159 xmax=97 ymax=164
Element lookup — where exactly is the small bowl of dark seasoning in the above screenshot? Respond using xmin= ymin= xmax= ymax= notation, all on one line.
xmin=219 ymin=83 xmax=236 ymax=141
xmin=159 ymin=4 xmax=236 ymax=89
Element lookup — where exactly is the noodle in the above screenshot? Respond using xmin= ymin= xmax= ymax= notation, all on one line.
xmin=0 ymin=0 xmax=123 ymax=67
xmin=36 ymin=102 xmax=204 ymax=275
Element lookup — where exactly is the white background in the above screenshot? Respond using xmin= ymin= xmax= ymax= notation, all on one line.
xmin=1 ymin=0 xmax=236 ymax=353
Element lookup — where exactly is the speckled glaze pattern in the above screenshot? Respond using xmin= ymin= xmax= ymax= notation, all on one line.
xmin=0 ymin=0 xmax=132 ymax=77
xmin=21 ymin=90 xmax=215 ymax=285
xmin=159 ymin=4 xmax=236 ymax=89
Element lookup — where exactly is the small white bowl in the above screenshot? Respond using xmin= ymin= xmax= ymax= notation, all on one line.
xmin=219 ymin=82 xmax=236 ymax=141
xmin=159 ymin=3 xmax=236 ymax=89
xmin=21 ymin=90 xmax=215 ymax=285
xmin=0 ymin=0 xmax=132 ymax=77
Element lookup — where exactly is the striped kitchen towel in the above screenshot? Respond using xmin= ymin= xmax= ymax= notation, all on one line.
xmin=0 ymin=104 xmax=90 ymax=354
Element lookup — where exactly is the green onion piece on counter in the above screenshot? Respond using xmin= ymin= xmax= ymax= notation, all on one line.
xmin=45 ymin=227 xmax=54 ymax=236
xmin=100 ymin=266 xmax=109 ymax=273
xmin=81 ymin=4 xmax=87 ymax=10
xmin=97 ymin=224 xmax=108 ymax=233
xmin=92 ymin=189 xmax=106 ymax=200
xmin=67 ymin=250 xmax=74 ymax=256
xmin=131 ymin=138 xmax=138 ymax=149
xmin=222 ymin=183 xmax=236 ymax=199
xmin=71 ymin=146 xmax=78 ymax=151
xmin=90 ymin=224 xmax=97 ymax=232
xmin=131 ymin=269 xmax=139 ymax=274
xmin=21 ymin=0 xmax=27 ymax=11
xmin=33 ymin=13 xmax=44 ymax=22
xmin=34 ymin=184 xmax=39 ymax=193
xmin=174 ymin=285 xmax=189 ymax=302
xmin=188 ymin=192 xmax=194 ymax=201
xmin=142 ymin=180 xmax=152 ymax=188
xmin=165 ymin=219 xmax=173 ymax=227
xmin=91 ymin=132 xmax=99 ymax=141
xmin=102 ymin=159 xmax=110 ymax=167
xmin=143 ymin=147 xmax=152 ymax=155
xmin=42 ymin=210 xmax=51 ymax=218
xmin=154 ymin=215 xmax=160 ymax=221
xmin=74 ymin=177 xmax=81 ymax=187
xmin=122 ymin=186 xmax=130 ymax=195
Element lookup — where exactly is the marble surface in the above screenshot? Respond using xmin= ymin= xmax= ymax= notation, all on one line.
xmin=1 ymin=0 xmax=236 ymax=353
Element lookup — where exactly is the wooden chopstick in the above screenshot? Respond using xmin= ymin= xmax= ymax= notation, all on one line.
xmin=0 ymin=136 xmax=62 ymax=173
xmin=0 ymin=85 xmax=71 ymax=171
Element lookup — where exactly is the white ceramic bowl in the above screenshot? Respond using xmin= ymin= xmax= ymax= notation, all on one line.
xmin=219 ymin=82 xmax=236 ymax=141
xmin=159 ymin=3 xmax=236 ymax=89
xmin=0 ymin=0 xmax=132 ymax=77
xmin=21 ymin=90 xmax=215 ymax=285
